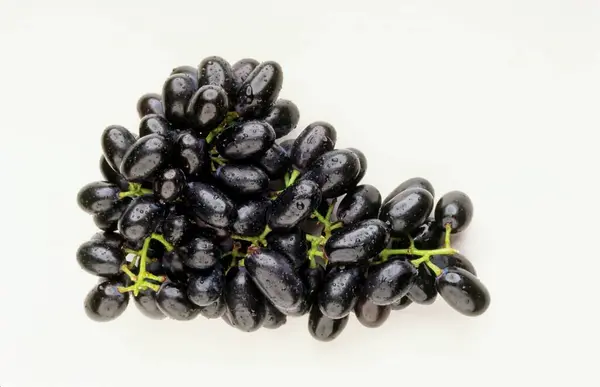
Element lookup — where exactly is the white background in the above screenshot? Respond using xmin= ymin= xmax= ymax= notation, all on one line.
xmin=0 ymin=0 xmax=598 ymax=386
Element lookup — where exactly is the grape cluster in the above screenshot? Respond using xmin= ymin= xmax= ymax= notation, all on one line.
xmin=76 ymin=56 xmax=491 ymax=342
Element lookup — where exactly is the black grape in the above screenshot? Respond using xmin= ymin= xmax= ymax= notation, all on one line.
xmin=379 ymin=187 xmax=434 ymax=235
xmin=411 ymin=218 xmax=445 ymax=250
xmin=234 ymin=61 xmax=283 ymax=118
xmin=324 ymin=219 xmax=389 ymax=264
xmin=187 ymin=267 xmax=225 ymax=306
xmin=364 ymin=259 xmax=417 ymax=305
xmin=317 ymin=265 xmax=362 ymax=319
xmin=265 ymin=228 xmax=307 ymax=269
xmin=224 ymin=266 xmax=266 ymax=332
xmin=171 ymin=65 xmax=198 ymax=82
xmin=290 ymin=122 xmax=336 ymax=171
xmin=90 ymin=231 xmax=124 ymax=249
xmin=264 ymin=99 xmax=300 ymax=138
xmin=101 ymin=125 xmax=136 ymax=173
xmin=175 ymin=131 xmax=210 ymax=178
xmin=119 ymin=134 xmax=173 ymax=182
xmin=347 ymin=147 xmax=367 ymax=186
xmin=383 ymin=177 xmax=435 ymax=205
xmin=117 ymin=196 xmax=164 ymax=243
xmin=184 ymin=182 xmax=235 ymax=229
xmin=215 ymin=164 xmax=269 ymax=196
xmin=179 ymin=235 xmax=221 ymax=270
xmin=263 ymin=300 xmax=287 ymax=329
xmin=139 ymin=114 xmax=172 ymax=138
xmin=134 ymin=288 xmax=166 ymax=320
xmin=255 ymin=143 xmax=290 ymax=179
xmin=245 ymin=248 xmax=306 ymax=314
xmin=215 ymin=120 xmax=276 ymax=161
xmin=232 ymin=198 xmax=271 ymax=237
xmin=301 ymin=149 xmax=361 ymax=198
xmin=186 ymin=85 xmax=229 ymax=132
xmin=354 ymin=295 xmax=391 ymax=328
xmin=156 ymin=282 xmax=200 ymax=320
xmin=308 ymin=305 xmax=349 ymax=342
xmin=336 ymin=184 xmax=381 ymax=226
xmin=429 ymin=253 xmax=477 ymax=276
xmin=77 ymin=181 xmax=120 ymax=214
xmin=84 ymin=278 xmax=130 ymax=322
xmin=435 ymin=191 xmax=474 ymax=233
xmin=137 ymin=93 xmax=164 ymax=118
xmin=407 ymin=264 xmax=437 ymax=305
xmin=160 ymin=250 xmax=189 ymax=284
xmin=232 ymin=58 xmax=259 ymax=90
xmin=268 ymin=180 xmax=321 ymax=231
xmin=99 ymin=156 xmax=129 ymax=191
xmin=198 ymin=295 xmax=227 ymax=319
xmin=153 ymin=168 xmax=186 ymax=203
xmin=162 ymin=73 xmax=198 ymax=128
xmin=436 ymin=267 xmax=490 ymax=316
xmin=76 ymin=240 xmax=125 ymax=277
xmin=197 ymin=56 xmax=234 ymax=97
xmin=92 ymin=199 xmax=131 ymax=232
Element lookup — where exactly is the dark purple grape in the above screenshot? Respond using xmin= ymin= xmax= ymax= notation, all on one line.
xmin=137 ymin=93 xmax=164 ymax=118
xmin=290 ymin=122 xmax=336 ymax=171
xmin=234 ymin=61 xmax=283 ymax=118
xmin=264 ymin=99 xmax=300 ymax=138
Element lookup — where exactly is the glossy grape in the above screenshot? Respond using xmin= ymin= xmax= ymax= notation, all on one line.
xmin=156 ymin=282 xmax=200 ymax=320
xmin=411 ymin=218 xmax=444 ymax=249
xmin=355 ymin=295 xmax=391 ymax=328
xmin=268 ymin=180 xmax=322 ymax=231
xmin=119 ymin=134 xmax=173 ymax=182
xmin=255 ymin=143 xmax=290 ymax=179
xmin=245 ymin=248 xmax=306 ymax=313
xmin=76 ymin=240 xmax=125 ymax=277
xmin=92 ymin=199 xmax=130 ymax=232
xmin=153 ymin=168 xmax=186 ymax=203
xmin=216 ymin=120 xmax=276 ymax=161
xmin=77 ymin=181 xmax=120 ymax=214
xmin=90 ymin=231 xmax=124 ymax=249
xmin=198 ymin=56 xmax=234 ymax=97
xmin=175 ymin=131 xmax=209 ymax=178
xmin=117 ymin=196 xmax=164 ymax=243
xmin=364 ymin=259 xmax=417 ymax=305
xmin=290 ymin=122 xmax=336 ymax=171
xmin=234 ymin=61 xmax=283 ymax=118
xmin=232 ymin=198 xmax=270 ymax=236
xmin=184 ymin=182 xmax=235 ymax=229
xmin=336 ymin=184 xmax=381 ymax=226
xmin=265 ymin=228 xmax=307 ymax=269
xmin=302 ymin=149 xmax=361 ymax=198
xmin=232 ymin=58 xmax=259 ymax=90
xmin=379 ymin=187 xmax=434 ymax=235
xmin=137 ymin=93 xmax=164 ymax=118
xmin=407 ymin=264 xmax=437 ymax=305
xmin=383 ymin=177 xmax=435 ymax=206
xmin=84 ymin=278 xmax=130 ymax=322
xmin=263 ymin=300 xmax=287 ymax=329
xmin=99 ymin=156 xmax=129 ymax=190
xmin=179 ymin=235 xmax=221 ymax=270
xmin=302 ymin=264 xmax=325 ymax=306
xmin=198 ymin=295 xmax=227 ymax=319
xmin=436 ymin=267 xmax=490 ymax=316
xmin=134 ymin=288 xmax=166 ymax=320
xmin=317 ymin=265 xmax=362 ymax=319
xmin=224 ymin=266 xmax=266 ymax=332
xmin=308 ymin=305 xmax=349 ymax=342
xmin=101 ymin=125 xmax=137 ymax=173
xmin=347 ymin=148 xmax=367 ymax=186
xmin=429 ymin=252 xmax=477 ymax=276
xmin=162 ymin=73 xmax=198 ymax=128
xmin=324 ymin=219 xmax=389 ymax=264
xmin=187 ymin=267 xmax=225 ymax=306
xmin=264 ymin=99 xmax=300 ymax=138
xmin=435 ymin=191 xmax=473 ymax=233
xmin=139 ymin=114 xmax=172 ymax=138
xmin=171 ymin=65 xmax=198 ymax=81
xmin=186 ymin=85 xmax=229 ymax=132
xmin=215 ymin=164 xmax=269 ymax=196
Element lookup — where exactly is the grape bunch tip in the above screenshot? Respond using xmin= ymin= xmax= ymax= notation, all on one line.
xmin=76 ymin=55 xmax=491 ymax=342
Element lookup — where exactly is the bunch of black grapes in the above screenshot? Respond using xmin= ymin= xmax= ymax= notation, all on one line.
xmin=76 ymin=56 xmax=491 ymax=342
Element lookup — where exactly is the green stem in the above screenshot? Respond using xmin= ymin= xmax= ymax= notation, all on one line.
xmin=286 ymin=169 xmax=301 ymax=187
xmin=380 ymin=247 xmax=457 ymax=259
xmin=231 ymin=226 xmax=271 ymax=248
xmin=151 ymin=233 xmax=174 ymax=252
xmin=118 ymin=183 xmax=153 ymax=199
xmin=444 ymin=223 xmax=452 ymax=248
xmin=426 ymin=260 xmax=443 ymax=276
xmin=118 ymin=235 xmax=168 ymax=295
xmin=211 ymin=157 xmax=227 ymax=166
xmin=206 ymin=111 xmax=239 ymax=144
